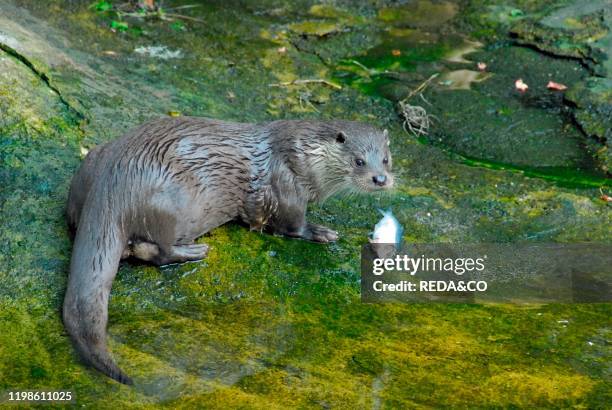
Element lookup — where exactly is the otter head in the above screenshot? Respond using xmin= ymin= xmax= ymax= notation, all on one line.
xmin=334 ymin=125 xmax=393 ymax=193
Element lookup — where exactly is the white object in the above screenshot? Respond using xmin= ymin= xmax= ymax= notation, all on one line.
xmin=369 ymin=209 xmax=404 ymax=247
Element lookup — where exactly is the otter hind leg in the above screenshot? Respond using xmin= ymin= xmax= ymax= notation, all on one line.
xmin=165 ymin=244 xmax=209 ymax=263
xmin=131 ymin=241 xmax=208 ymax=265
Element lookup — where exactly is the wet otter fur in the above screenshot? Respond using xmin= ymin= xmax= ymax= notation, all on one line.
xmin=64 ymin=116 xmax=393 ymax=384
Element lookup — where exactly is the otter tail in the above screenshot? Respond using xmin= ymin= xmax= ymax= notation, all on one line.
xmin=63 ymin=205 xmax=133 ymax=385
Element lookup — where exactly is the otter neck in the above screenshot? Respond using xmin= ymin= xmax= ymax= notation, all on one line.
xmin=265 ymin=121 xmax=343 ymax=202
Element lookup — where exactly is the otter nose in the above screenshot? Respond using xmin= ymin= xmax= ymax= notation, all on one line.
xmin=372 ymin=175 xmax=387 ymax=186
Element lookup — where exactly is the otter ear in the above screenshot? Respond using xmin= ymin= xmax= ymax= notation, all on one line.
xmin=336 ymin=131 xmax=347 ymax=143
xmin=383 ymin=129 xmax=390 ymax=146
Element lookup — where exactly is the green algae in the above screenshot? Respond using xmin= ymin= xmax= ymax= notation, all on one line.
xmin=332 ymin=33 xmax=453 ymax=99
xmin=457 ymin=154 xmax=612 ymax=188
xmin=0 ymin=0 xmax=610 ymax=408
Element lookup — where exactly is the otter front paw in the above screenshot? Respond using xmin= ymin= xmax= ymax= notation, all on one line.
xmin=302 ymin=223 xmax=338 ymax=243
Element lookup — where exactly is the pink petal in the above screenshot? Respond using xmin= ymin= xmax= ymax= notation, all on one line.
xmin=547 ymin=81 xmax=568 ymax=91
xmin=515 ymin=78 xmax=528 ymax=92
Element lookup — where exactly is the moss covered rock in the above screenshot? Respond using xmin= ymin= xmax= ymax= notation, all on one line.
xmin=0 ymin=0 xmax=610 ymax=408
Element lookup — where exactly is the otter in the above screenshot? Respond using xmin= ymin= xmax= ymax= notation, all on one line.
xmin=64 ymin=117 xmax=393 ymax=384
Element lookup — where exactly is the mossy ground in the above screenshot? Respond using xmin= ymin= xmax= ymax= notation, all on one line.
xmin=0 ymin=0 xmax=610 ymax=408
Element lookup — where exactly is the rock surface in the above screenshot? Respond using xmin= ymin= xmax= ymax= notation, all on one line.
xmin=0 ymin=0 xmax=610 ymax=407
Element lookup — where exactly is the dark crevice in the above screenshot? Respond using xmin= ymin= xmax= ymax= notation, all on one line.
xmin=0 ymin=41 xmax=86 ymax=122
xmin=287 ymin=37 xmax=331 ymax=68
xmin=509 ymin=40 xmax=600 ymax=77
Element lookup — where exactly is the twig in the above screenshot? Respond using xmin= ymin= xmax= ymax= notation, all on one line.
xmin=165 ymin=5 xmax=201 ymax=11
xmin=268 ymin=79 xmax=342 ymax=90
xmin=419 ymin=93 xmax=432 ymax=106
xmin=345 ymin=59 xmax=399 ymax=77
xmin=349 ymin=59 xmax=373 ymax=74
xmin=164 ymin=13 xmax=205 ymax=23
xmin=401 ymin=73 xmax=439 ymax=102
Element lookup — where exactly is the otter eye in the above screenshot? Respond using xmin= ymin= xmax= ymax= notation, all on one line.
xmin=383 ymin=157 xmax=388 ymax=164
xmin=355 ymin=158 xmax=365 ymax=167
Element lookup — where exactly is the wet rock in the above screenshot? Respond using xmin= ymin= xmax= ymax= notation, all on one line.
xmin=565 ymin=77 xmax=612 ymax=172
xmin=378 ymin=1 xmax=458 ymax=28
xmin=400 ymin=44 xmax=597 ymax=173
xmin=0 ymin=0 xmax=610 ymax=407
xmin=308 ymin=4 xmax=363 ymax=24
xmin=518 ymin=0 xmax=611 ymax=75
xmin=509 ymin=0 xmax=611 ymax=173
xmin=288 ymin=20 xmax=344 ymax=37
xmin=134 ymin=45 xmax=183 ymax=59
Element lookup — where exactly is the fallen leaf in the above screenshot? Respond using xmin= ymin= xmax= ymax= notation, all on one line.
xmin=509 ymin=8 xmax=524 ymax=17
xmin=288 ymin=21 xmax=341 ymax=37
xmin=515 ymin=78 xmax=528 ymax=92
xmin=547 ymin=81 xmax=567 ymax=91
xmin=277 ymin=46 xmax=287 ymax=54
xmin=391 ymin=49 xmax=401 ymax=56
xmin=600 ymin=188 xmax=612 ymax=202
xmin=487 ymin=335 xmax=512 ymax=342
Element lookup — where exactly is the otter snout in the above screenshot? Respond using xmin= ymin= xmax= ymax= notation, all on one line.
xmin=373 ymin=175 xmax=387 ymax=186
xmin=370 ymin=173 xmax=393 ymax=189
